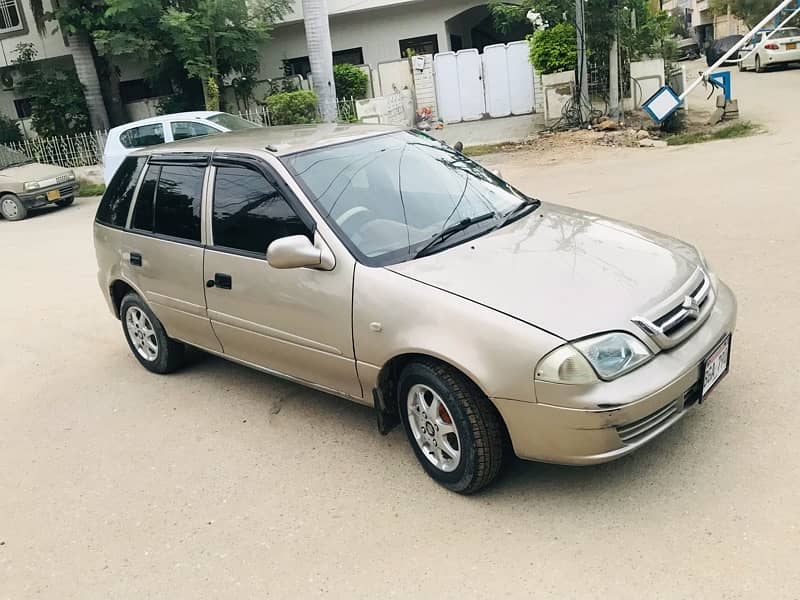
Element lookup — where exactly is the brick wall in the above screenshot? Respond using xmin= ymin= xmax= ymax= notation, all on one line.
xmin=412 ymin=54 xmax=438 ymax=121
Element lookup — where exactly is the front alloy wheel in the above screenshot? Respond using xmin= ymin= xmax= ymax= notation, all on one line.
xmin=398 ymin=360 xmax=506 ymax=494
xmin=407 ymin=384 xmax=462 ymax=473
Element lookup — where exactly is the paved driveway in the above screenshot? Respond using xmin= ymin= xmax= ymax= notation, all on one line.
xmin=2 ymin=66 xmax=799 ymax=598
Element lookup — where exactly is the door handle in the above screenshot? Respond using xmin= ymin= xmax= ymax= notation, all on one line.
xmin=208 ymin=273 xmax=232 ymax=290
xmin=130 ymin=252 xmax=142 ymax=267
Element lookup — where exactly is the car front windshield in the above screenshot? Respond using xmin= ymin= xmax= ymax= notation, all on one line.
xmin=0 ymin=145 xmax=31 ymax=169
xmin=284 ymin=131 xmax=529 ymax=266
xmin=207 ymin=113 xmax=261 ymax=131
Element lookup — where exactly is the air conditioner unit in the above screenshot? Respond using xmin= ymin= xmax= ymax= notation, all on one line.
xmin=1 ymin=72 xmax=14 ymax=91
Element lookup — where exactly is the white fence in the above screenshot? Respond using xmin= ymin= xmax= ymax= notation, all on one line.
xmin=4 ymin=98 xmax=358 ymax=169
xmin=6 ymin=131 xmax=108 ymax=168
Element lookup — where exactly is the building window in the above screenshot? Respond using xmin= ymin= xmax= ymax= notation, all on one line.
xmin=0 ymin=0 xmax=24 ymax=34
xmin=14 ymin=97 xmax=32 ymax=119
xmin=399 ymin=35 xmax=439 ymax=58
xmin=284 ymin=47 xmax=365 ymax=77
xmin=119 ymin=79 xmax=173 ymax=103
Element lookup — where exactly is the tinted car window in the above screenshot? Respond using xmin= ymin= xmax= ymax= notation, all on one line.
xmin=773 ymin=28 xmax=800 ymax=39
xmin=120 ymin=124 xmax=165 ymax=149
xmin=153 ymin=165 xmax=204 ymax=242
xmin=212 ymin=166 xmax=310 ymax=255
xmin=96 ymin=156 xmax=146 ymax=227
xmin=131 ymin=165 xmax=159 ymax=231
xmin=206 ymin=113 xmax=260 ymax=130
xmin=170 ymin=121 xmax=218 ymax=141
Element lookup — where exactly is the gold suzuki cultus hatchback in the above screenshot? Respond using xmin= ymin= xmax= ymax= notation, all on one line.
xmin=94 ymin=125 xmax=736 ymax=493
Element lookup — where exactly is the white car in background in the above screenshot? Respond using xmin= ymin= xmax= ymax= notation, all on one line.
xmin=738 ymin=27 xmax=800 ymax=73
xmin=103 ymin=112 xmax=260 ymax=184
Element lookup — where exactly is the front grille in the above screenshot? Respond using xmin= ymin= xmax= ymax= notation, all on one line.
xmin=58 ymin=183 xmax=75 ymax=196
xmin=632 ymin=268 xmax=714 ymax=349
xmin=616 ymin=401 xmax=680 ymax=444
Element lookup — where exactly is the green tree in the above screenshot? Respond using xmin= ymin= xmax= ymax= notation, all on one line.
xmin=333 ymin=64 xmax=368 ymax=99
xmin=710 ymin=0 xmax=777 ymax=27
xmin=161 ymin=0 xmax=290 ymax=111
xmin=12 ymin=43 xmax=91 ymax=137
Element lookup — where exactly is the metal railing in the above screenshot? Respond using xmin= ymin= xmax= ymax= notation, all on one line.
xmin=5 ymin=130 xmax=108 ymax=168
xmin=236 ymin=97 xmax=358 ymax=126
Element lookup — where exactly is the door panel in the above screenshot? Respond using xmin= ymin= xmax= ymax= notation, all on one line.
xmin=507 ymin=41 xmax=535 ymax=115
xmin=121 ymin=232 xmax=221 ymax=351
xmin=433 ymin=52 xmax=462 ymax=124
xmin=203 ymin=163 xmax=361 ymax=398
xmin=483 ymin=44 xmax=512 ymax=118
xmin=204 ymin=248 xmax=361 ymax=398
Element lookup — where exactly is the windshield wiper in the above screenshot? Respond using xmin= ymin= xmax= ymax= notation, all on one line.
xmin=415 ymin=212 xmax=498 ymax=258
xmin=496 ymin=198 xmax=541 ymax=229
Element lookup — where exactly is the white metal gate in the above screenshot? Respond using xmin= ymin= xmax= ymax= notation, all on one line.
xmin=434 ymin=43 xmax=536 ymax=124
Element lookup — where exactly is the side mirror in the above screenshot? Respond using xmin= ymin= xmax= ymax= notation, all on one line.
xmin=267 ymin=234 xmax=335 ymax=270
xmin=453 ymin=141 xmax=464 ymax=153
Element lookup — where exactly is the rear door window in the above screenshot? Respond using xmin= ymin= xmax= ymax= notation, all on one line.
xmin=119 ymin=124 xmax=165 ymax=149
xmin=152 ymin=164 xmax=205 ymax=242
xmin=95 ymin=156 xmax=146 ymax=227
xmin=170 ymin=121 xmax=219 ymax=141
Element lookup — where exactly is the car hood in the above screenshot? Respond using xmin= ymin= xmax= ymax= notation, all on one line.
xmin=0 ymin=162 xmax=70 ymax=181
xmin=387 ymin=203 xmax=702 ymax=341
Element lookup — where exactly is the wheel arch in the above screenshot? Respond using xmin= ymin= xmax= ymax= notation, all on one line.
xmin=109 ymin=278 xmax=141 ymax=319
xmin=374 ymin=352 xmax=512 ymax=443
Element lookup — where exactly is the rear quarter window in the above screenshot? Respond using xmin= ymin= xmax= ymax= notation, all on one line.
xmin=95 ymin=156 xmax=146 ymax=227
xmin=119 ymin=124 xmax=165 ymax=149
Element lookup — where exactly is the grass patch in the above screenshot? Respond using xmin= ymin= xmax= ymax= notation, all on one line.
xmin=463 ymin=142 xmax=519 ymax=156
xmin=667 ymin=121 xmax=759 ymax=146
xmin=77 ymin=181 xmax=106 ymax=197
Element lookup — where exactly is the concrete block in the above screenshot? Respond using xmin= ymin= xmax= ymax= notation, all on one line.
xmin=707 ymin=108 xmax=724 ymax=125
xmin=716 ymin=94 xmax=726 ymax=108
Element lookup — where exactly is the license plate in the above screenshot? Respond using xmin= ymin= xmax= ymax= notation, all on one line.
xmin=702 ymin=335 xmax=731 ymax=399
xmin=787 ymin=43 xmax=797 ymax=50
xmin=46 ymin=189 xmax=61 ymax=201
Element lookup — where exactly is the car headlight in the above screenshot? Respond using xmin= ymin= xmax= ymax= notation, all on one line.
xmin=536 ymin=333 xmax=653 ymax=384
xmin=24 ymin=181 xmax=40 ymax=191
xmin=67 ymin=170 xmax=76 ymax=180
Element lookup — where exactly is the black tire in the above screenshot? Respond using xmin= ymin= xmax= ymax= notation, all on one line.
xmin=755 ymin=55 xmax=763 ymax=73
xmin=56 ymin=197 xmax=74 ymax=208
xmin=738 ymin=60 xmax=745 ymax=72
xmin=0 ymin=193 xmax=27 ymax=221
xmin=119 ymin=293 xmax=184 ymax=374
xmin=398 ymin=359 xmax=505 ymax=494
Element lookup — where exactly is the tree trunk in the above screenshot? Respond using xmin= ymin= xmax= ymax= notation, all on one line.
xmin=95 ymin=52 xmax=128 ymax=127
xmin=68 ymin=30 xmax=110 ymax=131
xmin=301 ymin=0 xmax=337 ymax=122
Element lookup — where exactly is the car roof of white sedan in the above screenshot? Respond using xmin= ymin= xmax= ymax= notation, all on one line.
xmin=108 ymin=111 xmax=223 ymax=133
xmin=137 ymin=123 xmax=404 ymax=157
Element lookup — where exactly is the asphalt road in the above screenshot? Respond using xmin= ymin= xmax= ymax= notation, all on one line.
xmin=2 ymin=64 xmax=799 ymax=599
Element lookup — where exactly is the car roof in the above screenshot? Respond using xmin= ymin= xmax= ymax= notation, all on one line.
xmin=109 ymin=112 xmax=222 ymax=134
xmin=134 ymin=123 xmax=404 ymax=157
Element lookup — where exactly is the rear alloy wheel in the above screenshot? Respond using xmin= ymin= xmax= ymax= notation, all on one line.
xmin=755 ymin=55 xmax=763 ymax=73
xmin=120 ymin=293 xmax=184 ymax=374
xmin=0 ymin=194 xmax=27 ymax=221
xmin=399 ymin=360 xmax=505 ymax=494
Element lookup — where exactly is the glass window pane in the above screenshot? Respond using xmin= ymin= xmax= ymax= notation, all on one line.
xmin=153 ymin=165 xmax=204 ymax=242
xmin=170 ymin=121 xmax=219 ymax=141
xmin=206 ymin=113 xmax=260 ymax=131
xmin=120 ymin=124 xmax=165 ymax=149
xmin=213 ymin=166 xmax=310 ymax=255
xmin=96 ymin=156 xmax=146 ymax=227
xmin=131 ymin=165 xmax=159 ymax=232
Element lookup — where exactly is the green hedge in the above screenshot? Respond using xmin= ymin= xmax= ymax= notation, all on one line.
xmin=333 ymin=64 xmax=368 ymax=99
xmin=265 ymin=90 xmax=319 ymax=125
xmin=529 ymin=23 xmax=577 ymax=75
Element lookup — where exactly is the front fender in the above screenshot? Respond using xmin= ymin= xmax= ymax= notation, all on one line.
xmin=353 ymin=265 xmax=564 ymax=403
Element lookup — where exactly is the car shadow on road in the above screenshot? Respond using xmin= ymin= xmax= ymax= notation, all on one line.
xmin=176 ymin=352 xmax=716 ymax=501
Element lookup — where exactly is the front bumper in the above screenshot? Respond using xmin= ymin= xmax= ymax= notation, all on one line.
xmin=19 ymin=182 xmax=77 ymax=209
xmin=493 ymin=280 xmax=737 ymax=465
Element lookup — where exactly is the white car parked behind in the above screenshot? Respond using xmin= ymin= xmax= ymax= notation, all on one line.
xmin=738 ymin=27 xmax=800 ymax=73
xmin=103 ymin=112 xmax=260 ymax=184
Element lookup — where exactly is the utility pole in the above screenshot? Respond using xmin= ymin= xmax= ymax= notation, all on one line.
xmin=301 ymin=0 xmax=338 ymax=122
xmin=609 ymin=30 xmax=620 ymax=120
xmin=575 ymin=0 xmax=590 ymax=124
